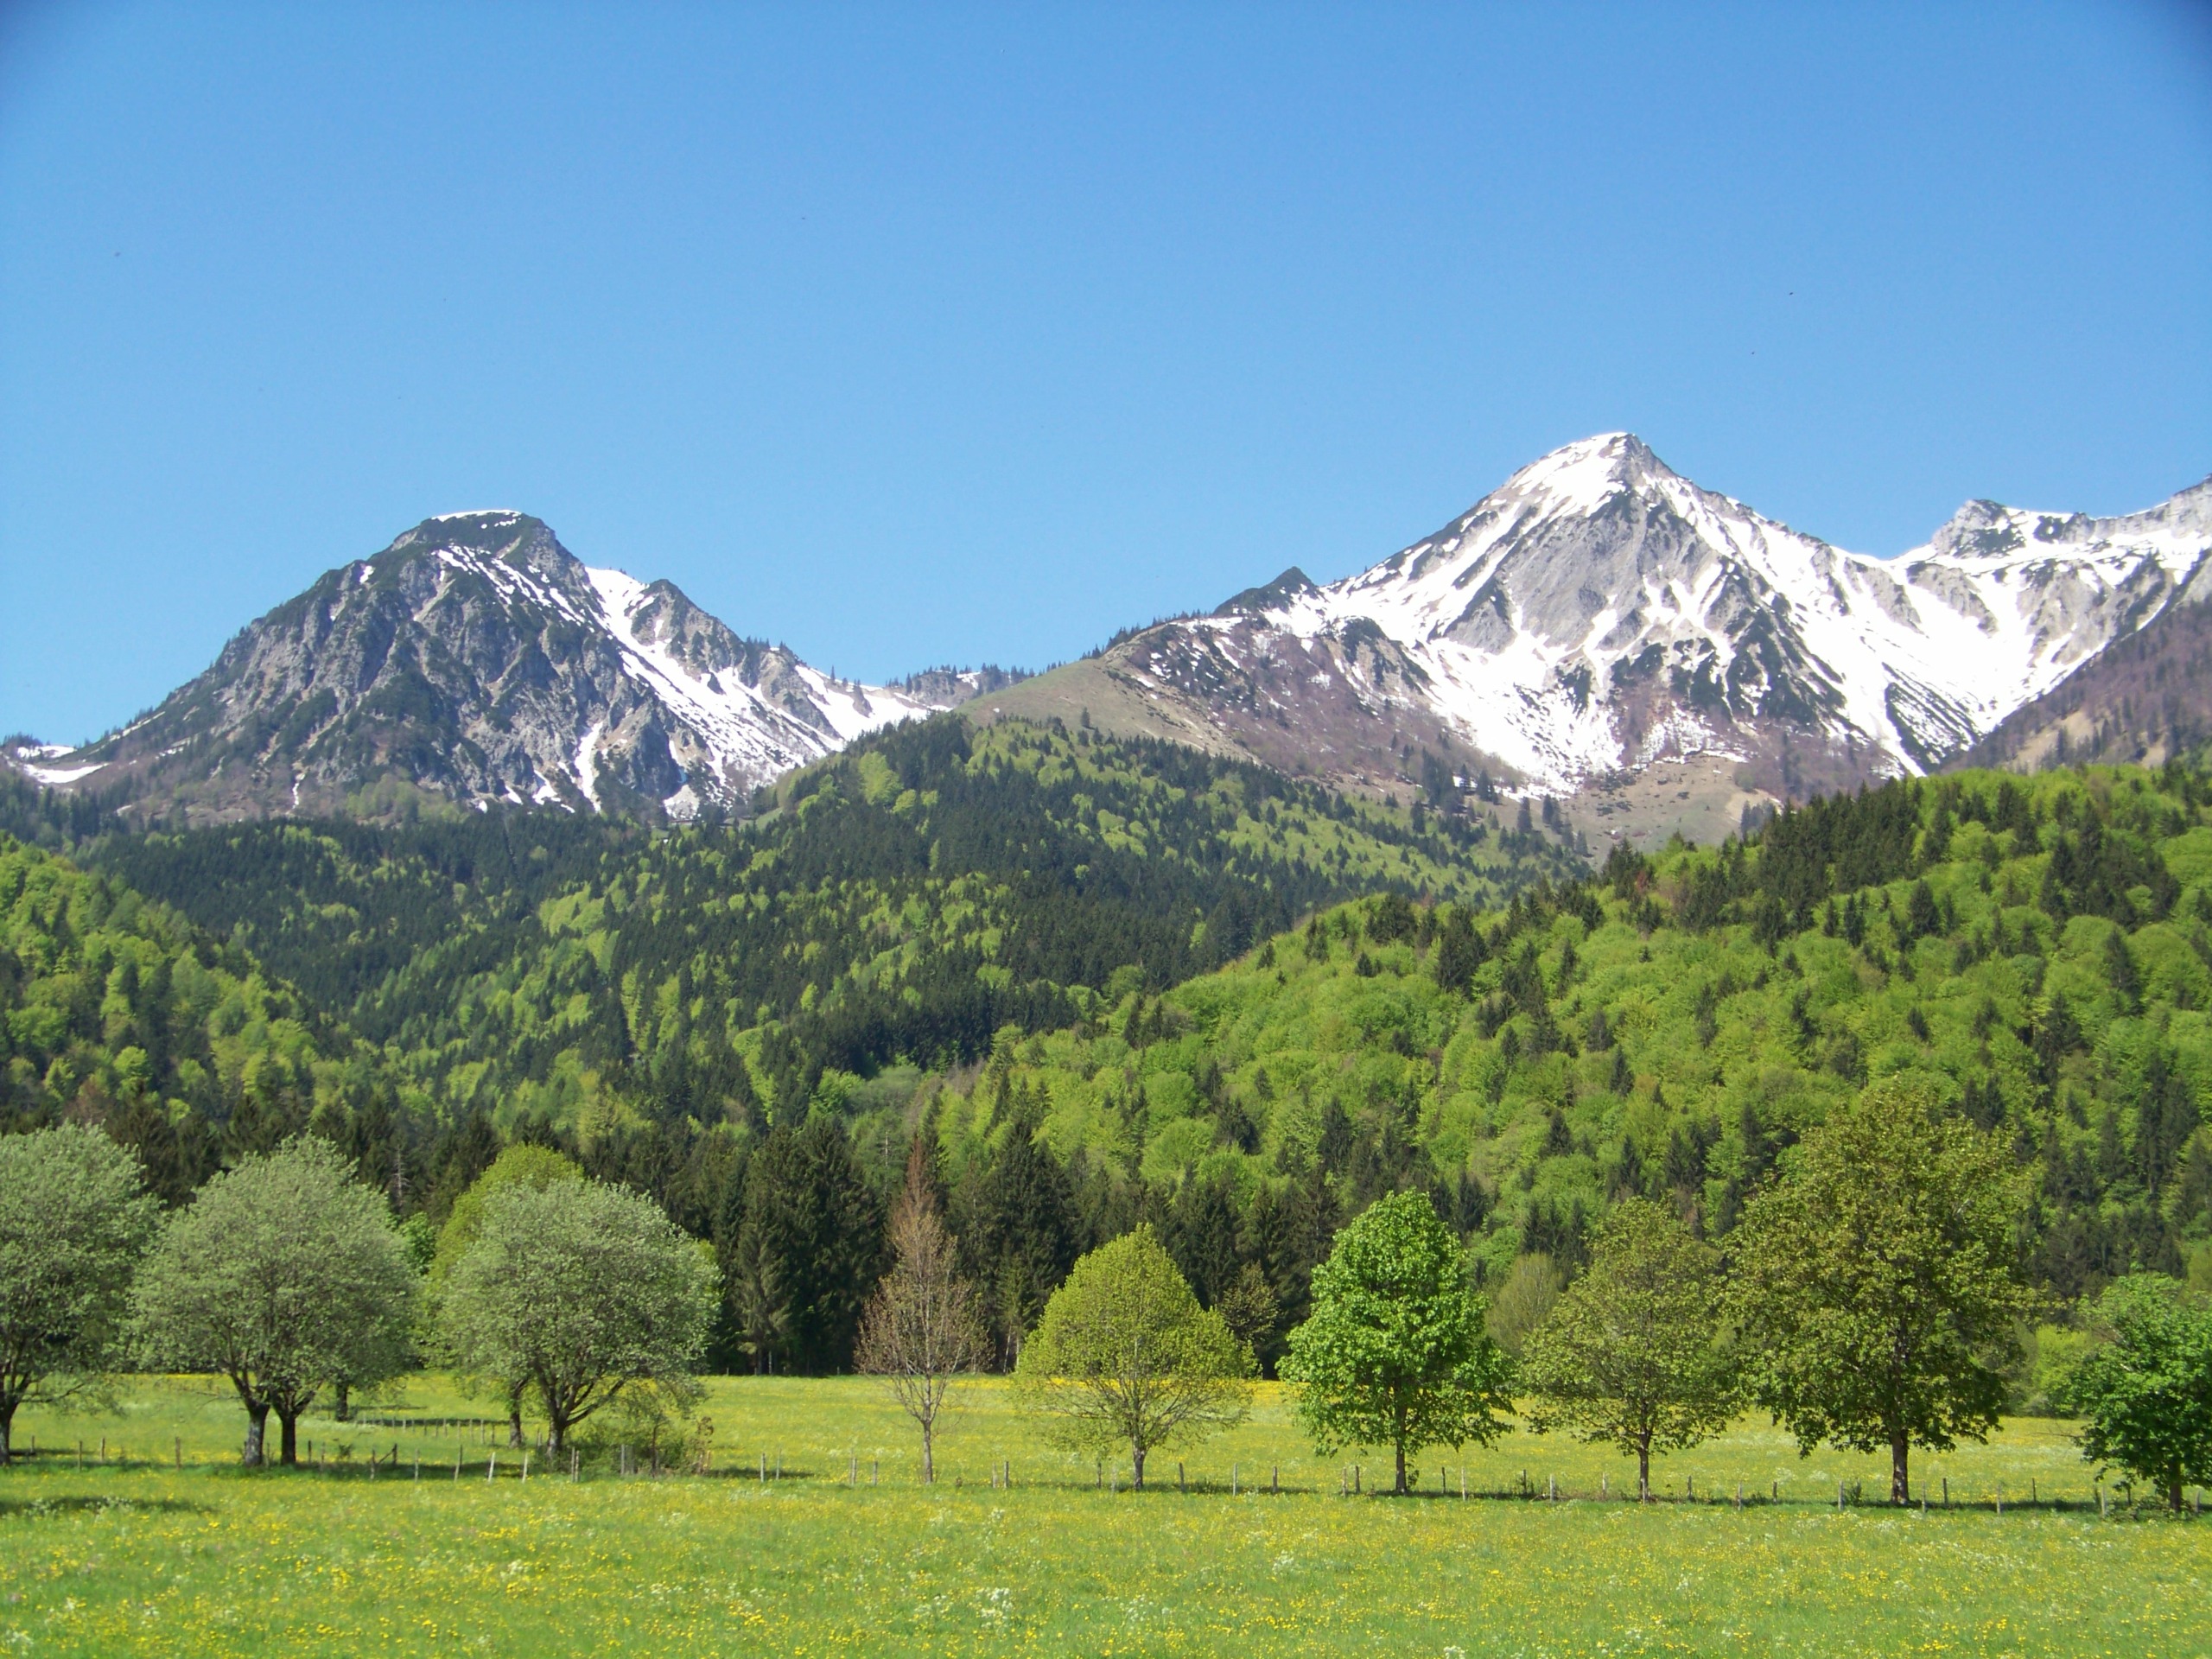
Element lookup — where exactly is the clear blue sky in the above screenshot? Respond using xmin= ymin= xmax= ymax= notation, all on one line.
xmin=4 ymin=3 xmax=2209 ymax=745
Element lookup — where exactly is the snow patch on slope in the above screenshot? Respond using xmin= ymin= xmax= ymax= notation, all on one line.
xmin=1225 ymin=435 xmax=2212 ymax=792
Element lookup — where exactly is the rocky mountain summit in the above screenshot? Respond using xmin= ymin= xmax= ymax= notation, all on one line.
xmin=8 ymin=512 xmax=1000 ymax=823
xmin=978 ymin=435 xmax=2212 ymax=834
xmin=11 ymin=440 xmax=2209 ymax=840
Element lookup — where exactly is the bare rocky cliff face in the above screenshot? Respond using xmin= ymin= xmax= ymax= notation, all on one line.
xmin=979 ymin=435 xmax=2212 ymax=839
xmin=8 ymin=512 xmax=987 ymax=824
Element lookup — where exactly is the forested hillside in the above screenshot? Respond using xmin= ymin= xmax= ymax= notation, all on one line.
xmin=49 ymin=715 xmax=1580 ymax=1146
xmin=11 ymin=733 xmax=2211 ymax=1382
xmin=0 ymin=838 xmax=409 ymax=1204
xmin=911 ymin=762 xmax=2212 ymax=1373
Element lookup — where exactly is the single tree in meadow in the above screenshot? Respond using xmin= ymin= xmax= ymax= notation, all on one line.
xmin=856 ymin=1143 xmax=988 ymax=1482
xmin=1282 ymin=1190 xmax=1512 ymax=1494
xmin=1014 ymin=1225 xmax=1251 ymax=1489
xmin=429 ymin=1143 xmax=582 ymax=1442
xmin=1520 ymin=1197 xmax=1736 ymax=1498
xmin=2060 ymin=1274 xmax=2212 ymax=1511
xmin=0 ymin=1123 xmax=161 ymax=1463
xmin=439 ymin=1179 xmax=718 ymax=1452
xmin=132 ymin=1139 xmax=417 ymax=1466
xmin=1729 ymin=1076 xmax=2034 ymax=1504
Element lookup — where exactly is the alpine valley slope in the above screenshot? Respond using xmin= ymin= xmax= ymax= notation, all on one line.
xmin=5 ymin=512 xmax=1015 ymax=824
xmin=976 ymin=434 xmax=2212 ymax=843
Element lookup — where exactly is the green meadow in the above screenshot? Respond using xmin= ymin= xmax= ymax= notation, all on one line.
xmin=4 ymin=1376 xmax=2205 ymax=1656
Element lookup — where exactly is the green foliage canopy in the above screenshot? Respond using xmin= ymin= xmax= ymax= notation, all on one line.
xmin=2060 ymin=1274 xmax=2212 ymax=1510
xmin=1730 ymin=1077 xmax=2036 ymax=1503
xmin=1520 ymin=1196 xmax=1735 ymax=1497
xmin=1014 ymin=1224 xmax=1252 ymax=1487
xmin=1282 ymin=1190 xmax=1511 ymax=1494
xmin=130 ymin=1139 xmax=418 ymax=1465
xmin=439 ymin=1179 xmax=719 ymax=1451
xmin=0 ymin=1122 xmax=160 ymax=1459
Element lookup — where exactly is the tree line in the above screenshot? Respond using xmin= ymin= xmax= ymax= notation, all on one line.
xmin=15 ymin=1071 xmax=2204 ymax=1510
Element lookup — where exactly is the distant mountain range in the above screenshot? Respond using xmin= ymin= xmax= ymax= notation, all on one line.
xmin=9 ymin=437 xmax=2209 ymax=836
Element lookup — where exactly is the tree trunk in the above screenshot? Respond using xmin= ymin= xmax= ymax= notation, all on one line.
xmin=546 ymin=1410 xmax=568 ymax=1456
xmin=1890 ymin=1430 xmax=1910 ymax=1505
xmin=921 ymin=1422 xmax=935 ymax=1484
xmin=508 ymin=1384 xmax=524 ymax=1449
xmin=1131 ymin=1445 xmax=1146 ymax=1491
xmin=0 ymin=1398 xmax=16 ymax=1465
xmin=1395 ymin=1442 xmax=1408 ymax=1496
xmin=243 ymin=1402 xmax=269 ymax=1467
xmin=1637 ymin=1440 xmax=1651 ymax=1502
xmin=334 ymin=1380 xmax=352 ymax=1423
xmin=2170 ymin=1475 xmax=2185 ymax=1513
xmin=278 ymin=1408 xmax=301 ymax=1467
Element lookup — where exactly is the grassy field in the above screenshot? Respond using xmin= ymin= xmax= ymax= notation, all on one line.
xmin=3 ymin=1376 xmax=2206 ymax=1656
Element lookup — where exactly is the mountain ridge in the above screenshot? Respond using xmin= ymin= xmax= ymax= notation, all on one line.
xmin=977 ymin=435 xmax=2212 ymax=841
xmin=10 ymin=440 xmax=2209 ymax=838
xmin=6 ymin=511 xmax=1014 ymax=825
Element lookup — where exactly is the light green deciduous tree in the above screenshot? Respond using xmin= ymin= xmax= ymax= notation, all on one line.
xmin=0 ymin=1124 xmax=161 ymax=1462
xmin=131 ymin=1139 xmax=418 ymax=1465
xmin=438 ymin=1179 xmax=718 ymax=1453
xmin=1282 ymin=1190 xmax=1512 ymax=1494
xmin=1729 ymin=1076 xmax=2034 ymax=1504
xmin=1520 ymin=1197 xmax=1736 ymax=1498
xmin=1013 ymin=1224 xmax=1251 ymax=1489
xmin=429 ymin=1144 xmax=582 ymax=1442
xmin=2060 ymin=1274 xmax=2212 ymax=1511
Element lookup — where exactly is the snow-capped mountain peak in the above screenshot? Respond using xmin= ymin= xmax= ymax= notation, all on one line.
xmin=1041 ymin=435 xmax=2212 ymax=810
xmin=7 ymin=512 xmax=981 ymax=824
